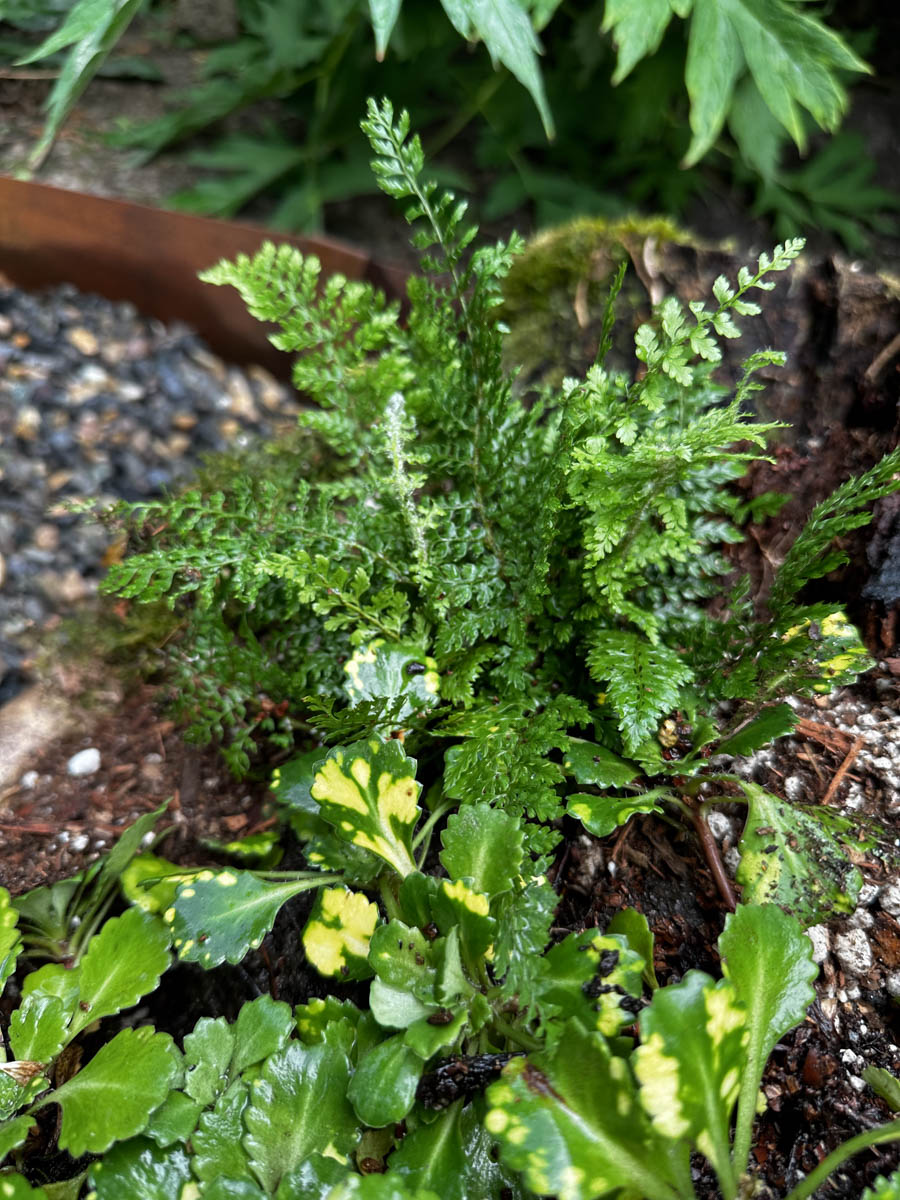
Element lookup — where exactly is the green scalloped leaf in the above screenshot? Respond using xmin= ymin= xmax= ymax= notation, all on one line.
xmin=562 ymin=738 xmax=639 ymax=788
xmin=311 ymin=738 xmax=421 ymax=877
xmin=70 ymin=907 xmax=172 ymax=1038
xmin=716 ymin=703 xmax=796 ymax=758
xmin=391 ymin=1099 xmax=524 ymax=1200
xmin=864 ymin=1172 xmax=900 ymax=1199
xmin=232 ymin=995 xmax=296 ymax=1077
xmin=302 ymin=887 xmax=379 ymax=981
xmin=0 ymin=888 xmax=22 ymax=992
xmin=735 ymin=782 xmax=862 ymax=926
xmin=347 ymin=1034 xmax=423 ymax=1127
xmin=486 ymin=1019 xmax=676 ymax=1200
xmin=431 ymin=879 xmax=495 ymax=961
xmin=542 ymin=931 xmax=645 ymax=1037
xmin=120 ymin=854 xmax=192 ymax=916
xmin=439 ymin=804 xmax=523 ymax=897
xmin=566 ymin=788 xmax=671 ymax=839
xmin=0 ymin=1116 xmax=37 ymax=1162
xmin=634 ymin=972 xmax=747 ymax=1191
xmin=192 ymin=1078 xmax=253 ymax=1184
xmin=46 ymin=1027 xmax=178 ymax=1157
xmin=142 ymin=1089 xmax=202 ymax=1148
xmin=243 ymin=1033 xmax=357 ymax=1194
xmin=607 ymin=908 xmax=659 ymax=990
xmin=719 ymin=904 xmax=817 ymax=1175
xmin=343 ymin=640 xmax=440 ymax=721
xmin=88 ymin=1136 xmax=192 ymax=1199
xmin=167 ymin=869 xmax=318 ymax=968
xmin=184 ymin=1016 xmax=234 ymax=1107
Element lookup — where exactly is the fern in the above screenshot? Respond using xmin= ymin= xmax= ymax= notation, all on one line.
xmin=102 ymin=100 xmax=899 ymax=854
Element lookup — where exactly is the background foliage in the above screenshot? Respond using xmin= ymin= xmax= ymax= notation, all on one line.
xmin=1 ymin=0 xmax=896 ymax=250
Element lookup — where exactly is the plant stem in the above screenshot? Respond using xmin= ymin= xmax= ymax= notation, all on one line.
xmin=413 ymin=798 xmax=454 ymax=860
xmin=693 ymin=803 xmax=737 ymax=911
xmin=782 ymin=1117 xmax=900 ymax=1200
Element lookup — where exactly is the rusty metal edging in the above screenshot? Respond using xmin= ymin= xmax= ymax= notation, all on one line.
xmin=0 ymin=176 xmax=409 ymax=380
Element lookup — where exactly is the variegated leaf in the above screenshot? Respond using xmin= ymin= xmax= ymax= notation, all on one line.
xmin=302 ymin=887 xmax=379 ymax=980
xmin=311 ymin=738 xmax=421 ymax=877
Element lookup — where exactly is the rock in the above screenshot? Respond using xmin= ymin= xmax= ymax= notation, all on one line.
xmin=67 ymin=747 xmax=101 ymax=776
xmin=833 ymin=928 xmax=873 ymax=977
xmin=67 ymin=327 xmax=99 ymax=356
xmin=35 ymin=568 xmax=91 ymax=606
xmin=32 ymin=523 xmax=59 ymax=552
xmin=806 ymin=924 xmax=831 ymax=965
xmin=0 ymin=685 xmax=77 ymax=789
xmin=881 ymin=882 xmax=900 ymax=918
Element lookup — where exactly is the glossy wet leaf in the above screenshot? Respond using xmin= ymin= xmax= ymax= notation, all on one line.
xmin=295 ymin=996 xmax=364 ymax=1044
xmin=542 ymin=931 xmax=644 ymax=1037
xmin=391 ymin=1099 xmax=524 ymax=1200
xmin=120 ymin=853 xmax=191 ymax=915
xmin=486 ymin=1019 xmax=676 ymax=1200
xmin=71 ymin=906 xmax=171 ymax=1037
xmin=276 ymin=1154 xmax=349 ymax=1199
xmin=0 ymin=1115 xmax=36 ymax=1161
xmin=270 ymin=747 xmax=325 ymax=820
xmin=325 ymin=1176 xmax=440 ymax=1200
xmin=302 ymin=887 xmax=379 ymax=980
xmin=566 ymin=788 xmax=670 ymax=839
xmin=142 ymin=1089 xmax=202 ymax=1147
xmin=343 ymin=639 xmax=440 ymax=721
xmin=716 ymin=702 xmax=796 ymax=758
xmin=439 ymin=804 xmax=523 ymax=896
xmin=368 ymin=920 xmax=437 ymax=1003
xmin=0 ymin=1175 xmax=49 ymax=1198
xmin=0 ymin=888 xmax=21 ymax=991
xmin=243 ymin=1033 xmax=357 ymax=1194
xmin=88 ymin=1136 xmax=192 ymax=1199
xmin=431 ymin=878 xmax=495 ymax=961
xmin=231 ymin=995 xmax=295 ymax=1076
xmin=863 ymin=1067 xmax=900 ymax=1113
xmin=192 ymin=1079 xmax=253 ymax=1184
xmin=736 ymin=782 xmax=862 ymax=926
xmin=9 ymin=969 xmax=74 ymax=1062
xmin=607 ymin=908 xmax=659 ymax=989
xmin=347 ymin=1034 xmax=423 ymax=1126
xmin=183 ymin=1016 xmax=234 ymax=1106
xmin=311 ymin=737 xmax=421 ymax=877
xmin=719 ymin=904 xmax=817 ymax=1173
xmin=863 ymin=1172 xmax=900 ymax=1199
xmin=46 ymin=1026 xmax=178 ymax=1157
xmin=168 ymin=869 xmax=318 ymax=967
xmin=634 ymin=972 xmax=747 ymax=1192
xmin=563 ymin=738 xmax=638 ymax=788
xmin=403 ymin=1005 xmax=468 ymax=1059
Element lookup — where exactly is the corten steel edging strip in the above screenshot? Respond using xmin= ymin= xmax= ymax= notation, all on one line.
xmin=0 ymin=176 xmax=409 ymax=379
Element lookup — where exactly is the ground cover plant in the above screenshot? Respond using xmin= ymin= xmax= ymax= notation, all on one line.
xmin=4 ymin=0 xmax=896 ymax=248
xmin=2 ymin=98 xmax=900 ymax=1196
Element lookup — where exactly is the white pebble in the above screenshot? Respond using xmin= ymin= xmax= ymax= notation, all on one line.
xmin=881 ymin=883 xmax=900 ymax=918
xmin=858 ymin=884 xmax=881 ymax=908
xmin=19 ymin=770 xmax=38 ymax=788
xmin=783 ymin=775 xmax=806 ymax=802
xmin=848 ymin=1075 xmax=866 ymax=1093
xmin=886 ymin=972 xmax=900 ymax=1000
xmin=806 ymin=925 xmax=831 ymax=964
xmin=66 ymin=747 xmax=101 ymax=777
xmin=70 ymin=834 xmax=89 ymax=852
xmin=833 ymin=928 xmax=873 ymax=977
xmin=706 ymin=811 xmax=734 ymax=842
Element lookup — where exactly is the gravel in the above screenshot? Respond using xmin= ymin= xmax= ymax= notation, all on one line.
xmin=0 ymin=279 xmax=301 ymax=703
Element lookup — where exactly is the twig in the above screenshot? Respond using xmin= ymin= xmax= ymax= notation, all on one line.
xmin=0 ymin=69 xmax=60 ymax=81
xmin=692 ymin=807 xmax=737 ymax=911
xmin=864 ymin=330 xmax=900 ymax=384
xmin=820 ymin=734 xmax=865 ymax=806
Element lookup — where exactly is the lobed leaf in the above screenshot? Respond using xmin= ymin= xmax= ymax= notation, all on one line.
xmin=302 ymin=887 xmax=379 ymax=980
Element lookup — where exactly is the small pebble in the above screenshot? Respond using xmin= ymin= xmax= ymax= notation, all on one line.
xmin=67 ymin=327 xmax=99 ymax=356
xmin=881 ymin=883 xmax=900 ymax=919
xmin=67 ymin=747 xmax=101 ymax=776
xmin=833 ymin=928 xmax=873 ymax=977
xmin=19 ymin=770 xmax=38 ymax=788
xmin=806 ymin=924 xmax=831 ymax=964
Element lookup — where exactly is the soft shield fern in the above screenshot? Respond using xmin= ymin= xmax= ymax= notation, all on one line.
xmin=102 ymin=100 xmax=900 ymax=897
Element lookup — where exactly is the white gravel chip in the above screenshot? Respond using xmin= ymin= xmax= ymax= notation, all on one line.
xmin=66 ymin=747 xmax=101 ymax=777
xmin=806 ymin=924 xmax=831 ymax=964
xmin=833 ymin=928 xmax=873 ymax=977
xmin=881 ymin=882 xmax=900 ymax=919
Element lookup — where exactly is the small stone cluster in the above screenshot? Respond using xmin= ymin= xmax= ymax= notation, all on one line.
xmin=0 ymin=280 xmax=301 ymax=701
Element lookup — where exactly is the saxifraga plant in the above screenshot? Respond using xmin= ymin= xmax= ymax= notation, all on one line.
xmin=3 ymin=97 xmax=897 ymax=1197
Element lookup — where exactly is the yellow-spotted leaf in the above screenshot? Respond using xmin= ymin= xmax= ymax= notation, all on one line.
xmin=302 ymin=887 xmax=379 ymax=981
xmin=735 ymin=781 xmax=862 ymax=926
xmin=121 ymin=853 xmax=193 ymax=915
xmin=543 ymin=932 xmax=644 ymax=1037
xmin=779 ymin=610 xmax=872 ymax=694
xmin=431 ymin=879 xmax=495 ymax=961
xmin=0 ymin=887 xmax=22 ymax=992
xmin=486 ymin=1019 xmax=678 ymax=1200
xmin=311 ymin=738 xmax=421 ymax=877
xmin=634 ymin=971 xmax=748 ymax=1195
xmin=167 ymin=870 xmax=323 ymax=968
xmin=343 ymin=640 xmax=440 ymax=722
